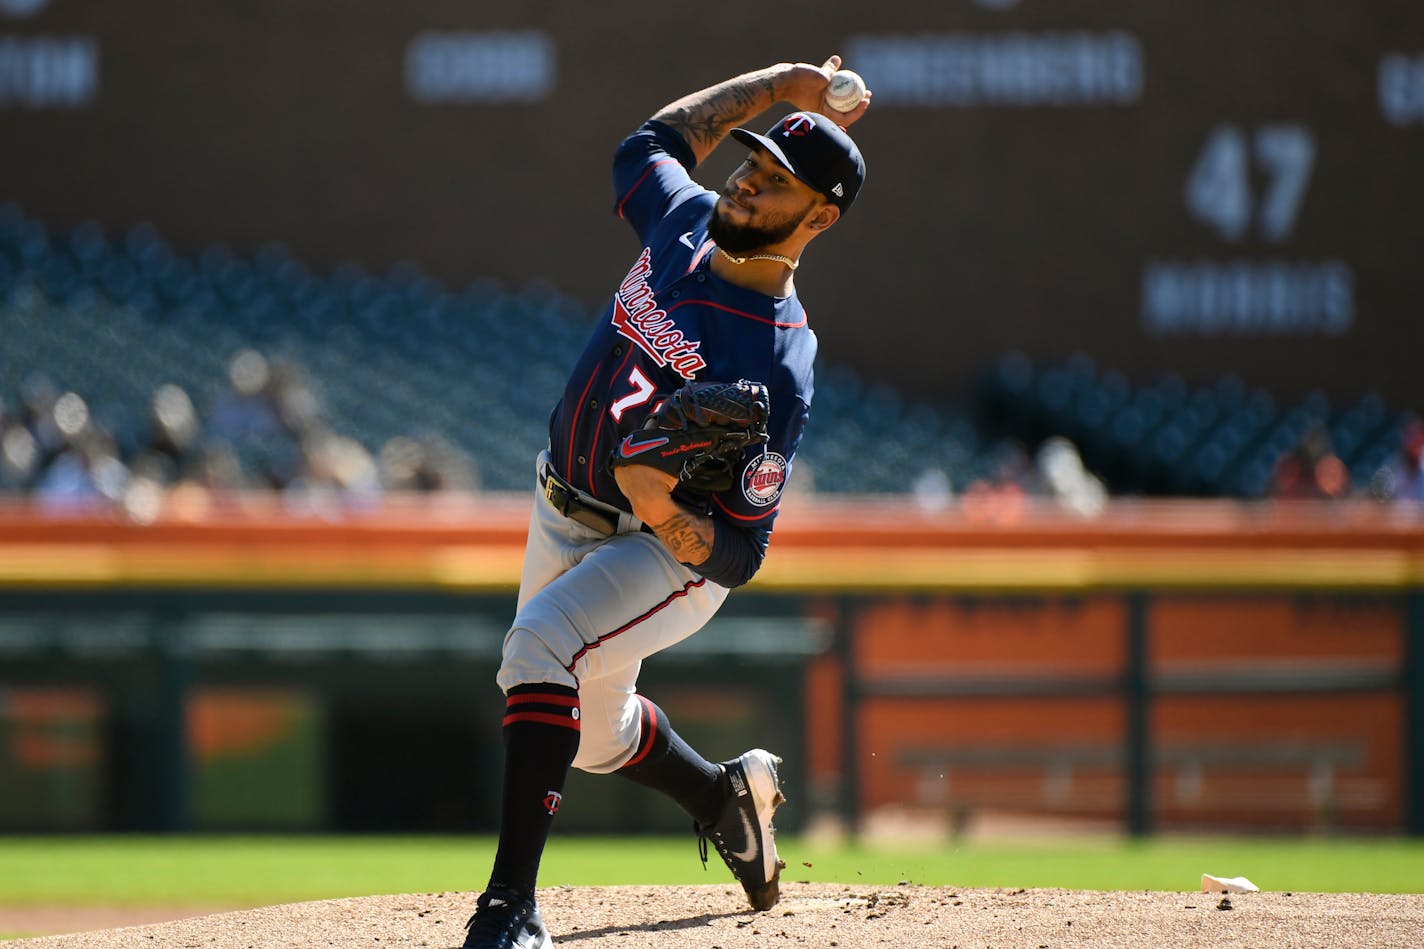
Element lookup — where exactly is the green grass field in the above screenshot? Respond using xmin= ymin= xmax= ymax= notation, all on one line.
xmin=1 ymin=834 xmax=1422 ymax=908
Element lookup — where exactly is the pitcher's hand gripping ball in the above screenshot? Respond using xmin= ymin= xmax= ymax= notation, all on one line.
xmin=610 ymin=380 xmax=770 ymax=492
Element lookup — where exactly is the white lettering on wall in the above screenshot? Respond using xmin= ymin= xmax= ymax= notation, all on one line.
xmin=406 ymin=31 xmax=554 ymax=103
xmin=0 ymin=35 xmax=97 ymax=108
xmin=0 ymin=0 xmax=49 ymax=19
xmin=1141 ymin=260 xmax=1354 ymax=336
xmin=845 ymin=32 xmax=1142 ymax=107
xmin=1379 ymin=53 xmax=1424 ymax=126
xmin=1185 ymin=125 xmax=1316 ymax=243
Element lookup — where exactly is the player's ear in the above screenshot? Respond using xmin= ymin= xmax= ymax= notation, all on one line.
xmin=804 ymin=202 xmax=840 ymax=233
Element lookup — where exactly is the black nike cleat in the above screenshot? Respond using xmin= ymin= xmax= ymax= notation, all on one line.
xmin=695 ymin=748 xmax=787 ymax=911
xmin=461 ymin=887 xmax=553 ymax=948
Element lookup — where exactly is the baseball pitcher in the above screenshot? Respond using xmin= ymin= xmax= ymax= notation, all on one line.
xmin=463 ymin=53 xmax=869 ymax=949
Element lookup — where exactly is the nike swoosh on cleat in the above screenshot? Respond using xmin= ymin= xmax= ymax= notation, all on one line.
xmin=728 ymin=810 xmax=760 ymax=864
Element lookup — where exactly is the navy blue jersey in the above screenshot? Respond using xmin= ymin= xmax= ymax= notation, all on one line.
xmin=548 ymin=120 xmax=817 ymax=546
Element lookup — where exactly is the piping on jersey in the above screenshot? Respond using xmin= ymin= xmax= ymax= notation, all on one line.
xmin=563 ymin=366 xmax=606 ymax=491
xmin=617 ymin=158 xmax=684 ymax=220
xmin=687 ymin=239 xmax=716 ymax=272
xmin=564 ymin=577 xmax=709 ymax=678
xmin=714 ymin=492 xmax=779 ymax=522
xmin=666 ymin=297 xmax=808 ymax=329
xmin=569 ymin=344 xmax=636 ymax=492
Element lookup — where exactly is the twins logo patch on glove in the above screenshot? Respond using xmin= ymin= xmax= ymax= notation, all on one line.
xmin=609 ymin=379 xmax=770 ymax=493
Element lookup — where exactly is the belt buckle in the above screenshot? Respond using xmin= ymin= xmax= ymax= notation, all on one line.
xmin=543 ymin=468 xmax=572 ymax=516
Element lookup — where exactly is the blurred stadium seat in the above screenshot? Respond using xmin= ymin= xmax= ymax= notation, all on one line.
xmin=0 ymin=204 xmax=1414 ymax=501
xmin=978 ymin=350 xmax=1415 ymax=500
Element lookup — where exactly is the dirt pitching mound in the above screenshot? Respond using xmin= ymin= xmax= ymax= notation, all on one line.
xmin=8 ymin=883 xmax=1423 ymax=948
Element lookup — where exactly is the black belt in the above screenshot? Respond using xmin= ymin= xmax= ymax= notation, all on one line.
xmin=540 ymin=464 xmax=629 ymax=536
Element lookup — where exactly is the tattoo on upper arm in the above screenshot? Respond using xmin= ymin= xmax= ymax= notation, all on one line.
xmin=657 ymin=102 xmax=731 ymax=151
xmin=653 ymin=511 xmax=713 ymax=563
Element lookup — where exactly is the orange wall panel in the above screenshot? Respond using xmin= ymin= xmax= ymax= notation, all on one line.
xmin=857 ymin=697 xmax=1125 ymax=817
xmin=856 ymin=597 xmax=1126 ymax=676
xmin=1152 ymin=693 xmax=1403 ymax=829
xmin=1151 ymin=595 xmax=1403 ymax=664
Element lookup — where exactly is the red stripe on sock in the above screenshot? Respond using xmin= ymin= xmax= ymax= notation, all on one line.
xmin=622 ymin=695 xmax=659 ymax=768
xmin=503 ymin=711 xmax=582 ymax=730
xmin=506 ymin=692 xmax=580 ymax=708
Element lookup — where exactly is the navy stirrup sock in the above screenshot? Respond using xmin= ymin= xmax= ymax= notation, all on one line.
xmin=615 ymin=694 xmax=726 ymax=826
xmin=486 ymin=683 xmax=581 ymax=900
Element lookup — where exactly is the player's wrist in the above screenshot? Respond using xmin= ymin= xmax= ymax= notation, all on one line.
xmin=613 ymin=464 xmax=678 ymax=519
xmin=775 ymin=61 xmax=834 ymax=111
xmin=766 ymin=63 xmax=797 ymax=102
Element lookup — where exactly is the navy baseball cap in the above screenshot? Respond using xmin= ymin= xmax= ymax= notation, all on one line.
xmin=730 ymin=111 xmax=865 ymax=214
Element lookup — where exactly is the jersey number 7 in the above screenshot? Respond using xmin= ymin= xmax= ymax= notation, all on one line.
xmin=609 ymin=366 xmax=657 ymax=422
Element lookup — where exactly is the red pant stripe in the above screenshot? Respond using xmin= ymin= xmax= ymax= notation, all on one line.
xmin=565 ymin=578 xmax=707 ymax=672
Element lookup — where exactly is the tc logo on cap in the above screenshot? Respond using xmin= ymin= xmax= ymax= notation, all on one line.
xmin=780 ymin=114 xmax=815 ymax=137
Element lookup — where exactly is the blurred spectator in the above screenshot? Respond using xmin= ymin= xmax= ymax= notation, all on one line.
xmin=960 ymin=441 xmax=1035 ymax=523
xmin=283 ymin=429 xmax=383 ymax=514
xmin=1369 ymin=418 xmax=1424 ymax=503
xmin=32 ymin=391 xmax=131 ymax=512
xmin=0 ymin=396 xmax=40 ymax=490
xmin=378 ymin=434 xmax=479 ymax=492
xmin=185 ymin=442 xmax=250 ymax=491
xmin=207 ymin=348 xmax=283 ymax=443
xmin=267 ymin=356 xmax=322 ymax=436
xmin=130 ymin=383 xmax=201 ymax=484
xmin=206 ymin=349 xmax=333 ymax=491
xmin=911 ymin=466 xmax=953 ymax=512
xmin=1271 ymin=423 xmax=1349 ymax=499
xmin=18 ymin=372 xmax=65 ymax=467
xmin=1035 ymin=436 xmax=1107 ymax=517
xmin=0 ymin=344 xmax=478 ymax=517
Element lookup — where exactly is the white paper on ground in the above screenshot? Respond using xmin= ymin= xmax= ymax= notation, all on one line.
xmin=1201 ymin=874 xmax=1260 ymax=893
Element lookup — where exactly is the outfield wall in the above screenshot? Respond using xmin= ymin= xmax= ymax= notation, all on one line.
xmin=0 ymin=496 xmax=1421 ymax=835
xmin=4 ymin=2 xmax=1424 ymax=408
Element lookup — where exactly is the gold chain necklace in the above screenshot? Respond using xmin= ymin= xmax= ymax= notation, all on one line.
xmin=716 ymin=247 xmax=799 ymax=271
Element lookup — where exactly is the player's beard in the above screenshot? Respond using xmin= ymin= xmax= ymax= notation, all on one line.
xmin=709 ymin=196 xmax=813 ymax=255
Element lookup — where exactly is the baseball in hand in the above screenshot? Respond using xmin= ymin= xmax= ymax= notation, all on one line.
xmin=825 ymin=69 xmax=866 ymax=112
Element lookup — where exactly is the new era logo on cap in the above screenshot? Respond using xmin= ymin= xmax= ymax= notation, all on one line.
xmin=730 ymin=111 xmax=866 ymax=213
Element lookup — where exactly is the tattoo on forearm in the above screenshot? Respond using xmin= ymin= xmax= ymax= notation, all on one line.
xmin=653 ymin=511 xmax=714 ymax=564
xmin=655 ymin=73 xmax=778 ymax=151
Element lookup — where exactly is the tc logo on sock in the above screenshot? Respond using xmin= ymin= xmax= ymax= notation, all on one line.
xmin=543 ymin=790 xmax=562 ymax=815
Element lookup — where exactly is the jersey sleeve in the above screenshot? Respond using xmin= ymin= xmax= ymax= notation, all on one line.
xmin=612 ymin=121 xmax=709 ymax=243
xmin=711 ymin=394 xmax=809 ymax=527
xmin=686 ymin=396 xmax=808 ymax=588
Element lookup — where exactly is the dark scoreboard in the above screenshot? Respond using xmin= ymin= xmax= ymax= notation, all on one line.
xmin=2 ymin=1 xmax=1422 ymax=407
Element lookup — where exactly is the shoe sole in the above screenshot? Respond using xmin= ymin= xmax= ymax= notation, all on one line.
xmin=739 ymin=749 xmax=787 ymax=911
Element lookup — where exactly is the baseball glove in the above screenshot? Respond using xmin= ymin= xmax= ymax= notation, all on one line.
xmin=609 ymin=379 xmax=770 ymax=492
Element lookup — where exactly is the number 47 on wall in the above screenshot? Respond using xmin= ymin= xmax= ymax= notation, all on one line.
xmin=1185 ymin=124 xmax=1316 ymax=243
